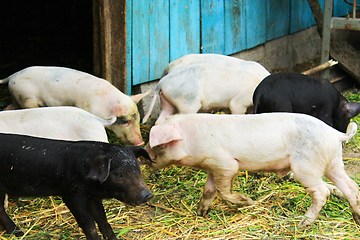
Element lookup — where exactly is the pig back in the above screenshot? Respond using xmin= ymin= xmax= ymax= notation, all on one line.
xmin=160 ymin=64 xmax=263 ymax=111
xmin=0 ymin=133 xmax=108 ymax=196
xmin=252 ymin=72 xmax=348 ymax=130
xmin=163 ymin=54 xmax=269 ymax=80
xmin=164 ymin=113 xmax=338 ymax=162
xmin=8 ymin=67 xmax=124 ymax=117
xmin=0 ymin=107 xmax=110 ymax=142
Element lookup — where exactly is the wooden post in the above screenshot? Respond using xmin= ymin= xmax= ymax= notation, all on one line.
xmin=307 ymin=0 xmax=324 ymax=38
xmin=93 ymin=0 xmax=128 ymax=94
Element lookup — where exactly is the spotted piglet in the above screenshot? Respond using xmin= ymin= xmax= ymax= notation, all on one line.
xmin=142 ymin=54 xmax=270 ymax=125
xmin=144 ymin=113 xmax=360 ymax=228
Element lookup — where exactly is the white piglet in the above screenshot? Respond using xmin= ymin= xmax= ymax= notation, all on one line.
xmin=161 ymin=53 xmax=269 ymax=80
xmin=144 ymin=113 xmax=360 ymax=228
xmin=0 ymin=106 xmax=114 ymax=142
xmin=143 ymin=61 xmax=270 ymax=125
xmin=0 ymin=66 xmax=149 ymax=145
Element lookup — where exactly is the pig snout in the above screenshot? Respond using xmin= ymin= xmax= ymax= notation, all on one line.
xmin=136 ymin=190 xmax=154 ymax=205
xmin=135 ymin=140 xmax=145 ymax=146
xmin=108 ymin=123 xmax=145 ymax=146
xmin=120 ymin=187 xmax=154 ymax=206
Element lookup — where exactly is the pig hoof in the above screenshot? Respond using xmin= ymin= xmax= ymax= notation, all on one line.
xmin=352 ymin=212 xmax=360 ymax=225
xmin=238 ymin=194 xmax=254 ymax=206
xmin=196 ymin=206 xmax=212 ymax=217
xmin=298 ymin=217 xmax=312 ymax=228
xmin=13 ymin=228 xmax=24 ymax=237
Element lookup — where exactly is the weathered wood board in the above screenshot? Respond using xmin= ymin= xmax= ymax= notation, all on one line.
xmin=125 ymin=0 xmax=354 ymax=92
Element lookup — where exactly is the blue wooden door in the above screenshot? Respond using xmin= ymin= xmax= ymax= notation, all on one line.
xmin=127 ymin=0 xmax=356 ymax=93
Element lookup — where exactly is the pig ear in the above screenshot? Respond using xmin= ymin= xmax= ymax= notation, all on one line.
xmin=149 ymin=123 xmax=183 ymax=148
xmin=112 ymin=105 xmax=128 ymax=117
xmin=127 ymin=146 xmax=155 ymax=163
xmin=342 ymin=102 xmax=360 ymax=119
xmin=131 ymin=89 xmax=151 ymax=104
xmin=86 ymin=155 xmax=112 ymax=183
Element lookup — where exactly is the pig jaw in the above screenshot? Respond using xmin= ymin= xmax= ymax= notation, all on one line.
xmin=112 ymin=176 xmax=154 ymax=206
xmin=107 ymin=121 xmax=144 ymax=146
xmin=144 ymin=142 xmax=187 ymax=169
xmin=115 ymin=186 xmax=154 ymax=206
xmin=108 ymin=103 xmax=145 ymax=145
xmin=102 ymin=161 xmax=153 ymax=206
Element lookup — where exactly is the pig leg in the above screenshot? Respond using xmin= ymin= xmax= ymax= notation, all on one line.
xmin=291 ymin=164 xmax=330 ymax=228
xmin=325 ymin=160 xmax=360 ymax=225
xmin=197 ymin=173 xmax=217 ymax=217
xmin=298 ymin=179 xmax=330 ymax=228
xmin=0 ymin=192 xmax=23 ymax=237
xmin=88 ymin=198 xmax=117 ymax=240
xmin=287 ymin=172 xmax=345 ymax=198
xmin=210 ymin=157 xmax=254 ymax=209
xmin=214 ymin=172 xmax=254 ymax=207
xmin=63 ymin=195 xmax=102 ymax=240
xmin=23 ymin=97 xmax=46 ymax=108
xmin=4 ymin=98 xmax=21 ymax=110
xmin=155 ymin=92 xmax=177 ymax=125
xmin=4 ymin=104 xmax=17 ymax=110
xmin=229 ymin=92 xmax=253 ymax=114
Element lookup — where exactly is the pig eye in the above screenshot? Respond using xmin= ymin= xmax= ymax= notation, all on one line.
xmin=121 ymin=121 xmax=130 ymax=126
xmin=112 ymin=171 xmax=124 ymax=180
xmin=115 ymin=117 xmax=130 ymax=126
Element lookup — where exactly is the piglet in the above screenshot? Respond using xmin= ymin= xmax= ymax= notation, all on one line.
xmin=143 ymin=57 xmax=269 ymax=125
xmin=144 ymin=113 xmax=360 ymax=228
xmin=0 ymin=106 xmax=116 ymax=210
xmin=0 ymin=106 xmax=114 ymax=142
xmin=161 ymin=53 xmax=269 ymax=80
xmin=253 ymin=72 xmax=360 ymax=132
xmin=0 ymin=66 xmax=150 ymax=145
xmin=0 ymin=133 xmax=154 ymax=240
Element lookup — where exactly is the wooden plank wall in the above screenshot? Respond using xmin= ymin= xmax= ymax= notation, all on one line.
xmin=127 ymin=0 xmax=355 ymax=92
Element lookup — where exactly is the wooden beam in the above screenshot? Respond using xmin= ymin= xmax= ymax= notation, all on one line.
xmin=93 ymin=0 xmax=128 ymax=93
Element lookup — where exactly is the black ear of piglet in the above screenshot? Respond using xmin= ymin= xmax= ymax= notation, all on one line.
xmin=86 ymin=155 xmax=112 ymax=183
xmin=128 ymin=146 xmax=156 ymax=163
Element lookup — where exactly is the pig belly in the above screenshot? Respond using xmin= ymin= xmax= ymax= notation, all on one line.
xmin=0 ymin=182 xmax=61 ymax=197
xmin=200 ymin=86 xmax=245 ymax=110
xmin=200 ymin=77 xmax=256 ymax=110
xmin=235 ymin=155 xmax=291 ymax=176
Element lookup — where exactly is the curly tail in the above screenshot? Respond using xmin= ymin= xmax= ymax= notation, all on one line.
xmin=340 ymin=121 xmax=358 ymax=142
xmin=0 ymin=77 xmax=10 ymax=84
xmin=142 ymin=88 xmax=160 ymax=123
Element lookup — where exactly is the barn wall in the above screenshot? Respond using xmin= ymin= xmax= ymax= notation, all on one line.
xmin=127 ymin=0 xmax=355 ymax=92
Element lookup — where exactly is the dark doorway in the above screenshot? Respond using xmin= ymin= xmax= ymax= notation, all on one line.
xmin=0 ymin=1 xmax=93 ymax=78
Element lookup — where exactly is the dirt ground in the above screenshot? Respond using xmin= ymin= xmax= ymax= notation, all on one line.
xmin=342 ymin=150 xmax=360 ymax=178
